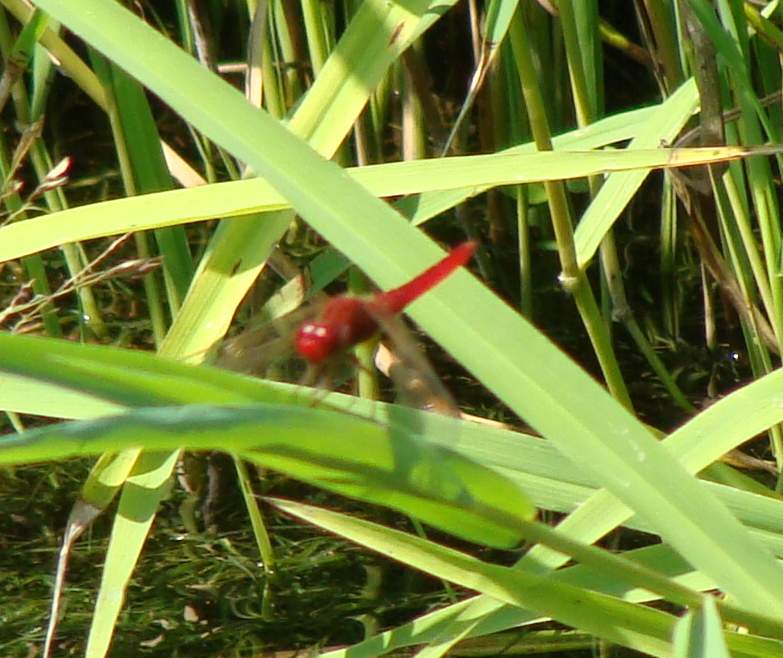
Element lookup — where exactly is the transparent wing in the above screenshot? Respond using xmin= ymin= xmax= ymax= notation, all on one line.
xmin=369 ymin=308 xmax=459 ymax=417
xmin=216 ymin=301 xmax=323 ymax=379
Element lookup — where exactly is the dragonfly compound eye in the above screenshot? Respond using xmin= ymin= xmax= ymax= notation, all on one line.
xmin=295 ymin=322 xmax=339 ymax=363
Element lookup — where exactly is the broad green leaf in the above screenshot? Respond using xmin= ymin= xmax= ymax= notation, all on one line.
xmin=2 ymin=332 xmax=783 ymax=556
xmin=0 ymin=403 xmax=534 ymax=549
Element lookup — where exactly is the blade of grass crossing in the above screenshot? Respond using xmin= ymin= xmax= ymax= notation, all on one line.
xmin=574 ymin=78 xmax=698 ymax=266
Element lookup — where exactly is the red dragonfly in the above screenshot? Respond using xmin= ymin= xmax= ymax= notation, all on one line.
xmin=218 ymin=240 xmax=477 ymax=408
xmin=294 ymin=240 xmax=477 ymax=362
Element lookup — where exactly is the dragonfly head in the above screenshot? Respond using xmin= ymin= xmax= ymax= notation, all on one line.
xmin=295 ymin=321 xmax=339 ymax=363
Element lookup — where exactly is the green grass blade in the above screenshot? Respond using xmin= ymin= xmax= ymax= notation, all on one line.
xmin=0 ymin=403 xmax=535 ymax=549
xmin=673 ymin=596 xmax=731 ymax=658
xmin=0 ymin=332 xmax=297 ymax=408
xmin=0 ymin=143 xmax=765 ymax=263
xmin=277 ymin=498 xmax=783 ymax=658
xmin=3 ymin=332 xmax=783 ymax=553
xmin=94 ymin=55 xmax=193 ymax=305
xmin=272 ymin=498 xmax=676 ymax=657
xmin=574 ymin=77 xmax=698 ymax=266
